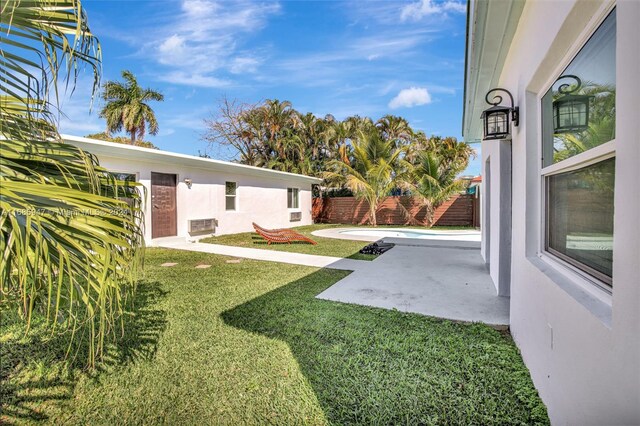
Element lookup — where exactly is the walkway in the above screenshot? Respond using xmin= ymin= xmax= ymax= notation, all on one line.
xmin=152 ymin=237 xmax=364 ymax=271
xmin=154 ymin=233 xmax=509 ymax=328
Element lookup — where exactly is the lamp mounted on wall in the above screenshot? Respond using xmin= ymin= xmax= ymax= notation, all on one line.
xmin=552 ymin=74 xmax=592 ymax=133
xmin=481 ymin=88 xmax=519 ymax=140
xmin=184 ymin=178 xmax=193 ymax=189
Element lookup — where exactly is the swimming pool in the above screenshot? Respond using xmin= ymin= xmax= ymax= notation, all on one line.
xmin=338 ymin=229 xmax=481 ymax=242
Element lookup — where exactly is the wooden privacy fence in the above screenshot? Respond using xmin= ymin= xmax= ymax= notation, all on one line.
xmin=313 ymin=194 xmax=478 ymax=227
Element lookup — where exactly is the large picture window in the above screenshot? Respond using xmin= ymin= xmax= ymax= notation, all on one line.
xmin=541 ymin=9 xmax=616 ymax=288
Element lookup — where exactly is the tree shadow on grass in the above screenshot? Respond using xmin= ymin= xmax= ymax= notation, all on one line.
xmin=221 ymin=268 xmax=549 ymax=425
xmin=0 ymin=281 xmax=168 ymax=424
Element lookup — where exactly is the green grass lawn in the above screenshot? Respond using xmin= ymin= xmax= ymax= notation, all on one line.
xmin=200 ymin=223 xmax=379 ymax=260
xmin=200 ymin=224 xmax=476 ymax=261
xmin=1 ymin=248 xmax=548 ymax=425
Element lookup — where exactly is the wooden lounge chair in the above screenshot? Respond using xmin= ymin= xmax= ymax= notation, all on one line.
xmin=253 ymin=222 xmax=307 ymax=236
xmin=252 ymin=223 xmax=317 ymax=245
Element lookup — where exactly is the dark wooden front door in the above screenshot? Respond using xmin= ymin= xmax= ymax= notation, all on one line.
xmin=151 ymin=172 xmax=177 ymax=239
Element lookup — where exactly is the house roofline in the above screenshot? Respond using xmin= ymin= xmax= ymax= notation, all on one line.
xmin=462 ymin=0 xmax=471 ymax=138
xmin=462 ymin=0 xmax=525 ymax=143
xmin=61 ymin=134 xmax=323 ymax=184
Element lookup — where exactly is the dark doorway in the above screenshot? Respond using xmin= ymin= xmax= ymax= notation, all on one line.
xmin=151 ymin=172 xmax=177 ymax=239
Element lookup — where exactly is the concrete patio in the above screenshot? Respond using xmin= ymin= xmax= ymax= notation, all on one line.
xmin=155 ymin=231 xmax=509 ymax=328
xmin=316 ymin=237 xmax=509 ymax=328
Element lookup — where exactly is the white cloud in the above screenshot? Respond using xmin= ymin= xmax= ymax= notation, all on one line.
xmin=351 ymin=33 xmax=427 ymax=58
xmin=158 ymin=34 xmax=186 ymax=61
xmin=388 ymin=87 xmax=432 ymax=109
xmin=271 ymin=32 xmax=430 ymax=88
xmin=182 ymin=0 xmax=218 ymax=17
xmin=400 ymin=0 xmax=466 ymax=21
xmin=157 ymin=71 xmax=230 ymax=88
xmin=148 ymin=0 xmax=280 ymax=86
xmin=56 ymin=76 xmax=104 ymax=136
xmin=229 ymin=57 xmax=260 ymax=74
xmin=443 ymin=1 xmax=467 ymax=13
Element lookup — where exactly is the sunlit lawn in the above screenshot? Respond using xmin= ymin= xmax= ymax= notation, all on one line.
xmin=200 ymin=224 xmax=475 ymax=261
xmin=200 ymin=224 xmax=376 ymax=260
xmin=0 ymin=248 xmax=548 ymax=425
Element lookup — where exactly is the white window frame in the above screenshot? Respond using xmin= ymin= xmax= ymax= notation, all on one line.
xmin=537 ymin=4 xmax=617 ymax=293
xmin=225 ymin=181 xmax=237 ymax=211
xmin=287 ymin=187 xmax=300 ymax=210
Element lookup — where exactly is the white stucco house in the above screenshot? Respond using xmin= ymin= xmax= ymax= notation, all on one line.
xmin=63 ymin=135 xmax=320 ymax=244
xmin=463 ymin=1 xmax=639 ymax=424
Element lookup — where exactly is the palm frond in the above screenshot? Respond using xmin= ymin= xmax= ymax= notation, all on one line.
xmin=1 ymin=0 xmax=144 ymax=366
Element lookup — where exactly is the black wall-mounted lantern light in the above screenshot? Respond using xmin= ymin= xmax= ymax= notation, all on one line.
xmin=481 ymin=88 xmax=519 ymax=140
xmin=552 ymin=75 xmax=592 ymax=133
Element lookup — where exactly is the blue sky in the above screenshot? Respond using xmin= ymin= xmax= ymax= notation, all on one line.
xmin=58 ymin=0 xmax=479 ymax=175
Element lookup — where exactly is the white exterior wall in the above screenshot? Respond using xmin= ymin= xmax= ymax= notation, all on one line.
xmin=481 ymin=140 xmax=511 ymax=296
xmin=491 ymin=1 xmax=640 ymax=424
xmin=97 ymin=155 xmax=313 ymax=243
xmin=64 ymin=137 xmax=317 ymax=244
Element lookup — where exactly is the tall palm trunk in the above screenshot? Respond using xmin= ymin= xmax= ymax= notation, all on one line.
xmin=369 ymin=199 xmax=378 ymax=226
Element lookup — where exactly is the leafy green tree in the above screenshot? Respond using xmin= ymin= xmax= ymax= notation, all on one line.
xmin=203 ymin=98 xmax=475 ymax=212
xmin=1 ymin=0 xmax=144 ymax=365
xmin=85 ymin=132 xmax=158 ymax=149
xmin=99 ymin=70 xmax=164 ymax=144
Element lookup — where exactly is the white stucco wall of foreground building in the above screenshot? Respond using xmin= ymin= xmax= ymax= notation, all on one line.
xmin=465 ymin=1 xmax=639 ymax=424
xmin=63 ymin=135 xmax=319 ymax=244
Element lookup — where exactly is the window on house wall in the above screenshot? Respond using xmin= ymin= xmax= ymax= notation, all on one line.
xmin=110 ymin=172 xmax=137 ymax=182
xmin=287 ymin=188 xmax=299 ymax=209
xmin=109 ymin=172 xmax=137 ymax=206
xmin=541 ymin=9 xmax=616 ymax=289
xmin=225 ymin=181 xmax=236 ymax=211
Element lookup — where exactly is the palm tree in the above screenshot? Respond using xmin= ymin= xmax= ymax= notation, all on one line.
xmin=1 ymin=0 xmax=144 ymax=366
xmin=259 ymin=99 xmax=301 ymax=161
xmin=323 ymin=129 xmax=410 ymax=226
xmin=376 ymin=115 xmax=413 ymax=149
xmin=410 ymin=152 xmax=465 ymax=225
xmin=408 ymin=137 xmax=475 ymax=225
xmin=100 ymin=70 xmax=164 ymax=144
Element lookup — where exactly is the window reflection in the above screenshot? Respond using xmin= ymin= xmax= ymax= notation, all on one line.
xmin=542 ymin=10 xmax=616 ymax=168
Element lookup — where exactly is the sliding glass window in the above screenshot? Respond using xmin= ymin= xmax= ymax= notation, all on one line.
xmin=541 ymin=9 xmax=616 ymax=289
